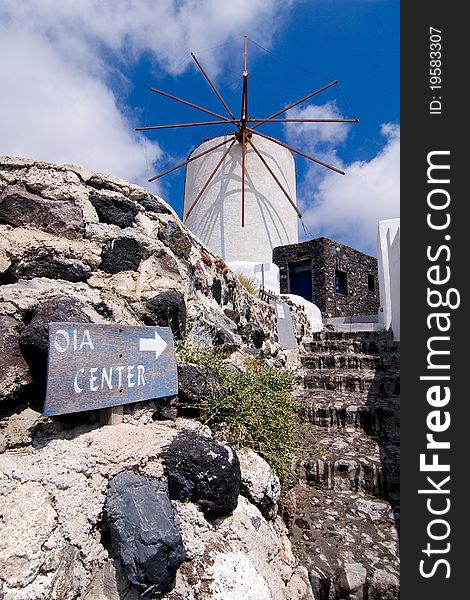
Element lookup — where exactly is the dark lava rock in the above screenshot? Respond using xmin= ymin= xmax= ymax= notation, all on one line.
xmin=89 ymin=189 xmax=139 ymax=228
xmin=212 ymin=324 xmax=238 ymax=349
xmin=105 ymin=471 xmax=185 ymax=598
xmin=135 ymin=193 xmax=171 ymax=215
xmin=0 ymin=183 xmax=85 ymax=238
xmin=177 ymin=363 xmax=223 ymax=416
xmin=163 ymin=431 xmax=241 ymax=518
xmin=100 ymin=238 xmax=143 ymax=274
xmin=247 ymin=323 xmax=266 ymax=349
xmin=0 ymin=315 xmax=32 ymax=403
xmin=158 ymin=221 xmax=191 ymax=259
xmin=9 ymin=249 xmax=91 ymax=283
xmin=154 ymin=396 xmax=178 ymax=421
xmin=19 ymin=297 xmax=92 ymax=388
xmin=211 ymin=279 xmax=222 ymax=304
xmin=145 ymin=290 xmax=186 ymax=339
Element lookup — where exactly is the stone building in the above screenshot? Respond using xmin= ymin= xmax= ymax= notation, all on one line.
xmin=273 ymin=237 xmax=379 ymax=318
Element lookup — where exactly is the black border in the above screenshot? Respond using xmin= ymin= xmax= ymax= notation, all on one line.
xmin=401 ymin=5 xmax=465 ymax=597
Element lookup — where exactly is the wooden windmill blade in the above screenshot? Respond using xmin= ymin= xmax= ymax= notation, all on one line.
xmin=136 ymin=36 xmax=358 ymax=228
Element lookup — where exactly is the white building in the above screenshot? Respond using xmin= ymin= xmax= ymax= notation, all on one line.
xmin=377 ymin=218 xmax=400 ymax=341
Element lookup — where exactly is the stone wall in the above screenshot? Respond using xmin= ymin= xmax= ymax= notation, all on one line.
xmin=0 ymin=157 xmax=314 ymax=600
xmin=273 ymin=237 xmax=380 ymax=318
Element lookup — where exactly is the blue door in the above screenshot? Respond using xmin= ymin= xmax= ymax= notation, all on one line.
xmin=289 ymin=260 xmax=313 ymax=302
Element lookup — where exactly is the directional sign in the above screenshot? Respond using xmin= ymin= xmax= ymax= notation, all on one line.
xmin=44 ymin=323 xmax=178 ymax=416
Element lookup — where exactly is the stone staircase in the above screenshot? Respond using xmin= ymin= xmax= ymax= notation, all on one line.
xmin=290 ymin=329 xmax=400 ymax=600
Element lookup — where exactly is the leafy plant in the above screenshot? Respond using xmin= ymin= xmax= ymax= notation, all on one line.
xmin=237 ymin=273 xmax=259 ymax=296
xmin=175 ymin=338 xmax=297 ymax=490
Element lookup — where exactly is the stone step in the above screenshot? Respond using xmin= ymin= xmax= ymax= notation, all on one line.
xmin=295 ymin=427 xmax=399 ymax=502
xmin=295 ymin=389 xmax=400 ymax=436
xmin=303 ymin=368 xmax=400 ymax=395
xmin=311 ymin=330 xmax=395 ymax=343
xmin=289 ymin=485 xmax=399 ymax=600
xmin=304 ymin=338 xmax=385 ymax=355
xmin=300 ymin=352 xmax=398 ymax=371
xmin=303 ymin=337 xmax=398 ymax=355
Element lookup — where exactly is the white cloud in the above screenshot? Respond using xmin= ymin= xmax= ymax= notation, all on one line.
xmin=285 ymin=100 xmax=351 ymax=149
xmin=0 ymin=0 xmax=293 ymax=186
xmin=299 ymin=123 xmax=400 ymax=256
xmin=0 ymin=30 xmax=161 ymax=186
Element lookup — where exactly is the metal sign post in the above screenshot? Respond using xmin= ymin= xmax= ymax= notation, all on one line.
xmin=44 ymin=323 xmax=178 ymax=423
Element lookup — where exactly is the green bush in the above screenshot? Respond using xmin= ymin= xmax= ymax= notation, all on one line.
xmin=176 ymin=338 xmax=297 ymax=490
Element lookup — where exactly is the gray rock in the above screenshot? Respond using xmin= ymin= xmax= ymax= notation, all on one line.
xmin=238 ymin=448 xmax=281 ymax=521
xmin=0 ymin=481 xmax=57 ymax=588
xmin=130 ymin=189 xmax=171 ymax=214
xmin=158 ymin=220 xmax=191 ymax=259
xmin=145 ymin=290 xmax=186 ymax=339
xmin=163 ymin=430 xmax=241 ymax=518
xmin=105 ymin=471 xmax=185 ymax=598
xmin=154 ymin=397 xmax=178 ymax=421
xmin=0 ymin=315 xmax=32 ymax=404
xmin=153 ymin=249 xmax=182 ymax=280
xmin=0 ymin=183 xmax=84 ymax=238
xmin=369 ymin=568 xmax=400 ymax=600
xmin=100 ymin=237 xmax=143 ymax=274
xmin=89 ymin=189 xmax=139 ymax=228
xmin=19 ymin=296 xmax=92 ymax=389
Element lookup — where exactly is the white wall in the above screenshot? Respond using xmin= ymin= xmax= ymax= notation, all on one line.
xmin=183 ymin=135 xmax=299 ymax=263
xmin=377 ymin=219 xmax=400 ymax=340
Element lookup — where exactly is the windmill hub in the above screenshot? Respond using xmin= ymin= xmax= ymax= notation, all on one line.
xmin=235 ymin=129 xmax=252 ymax=143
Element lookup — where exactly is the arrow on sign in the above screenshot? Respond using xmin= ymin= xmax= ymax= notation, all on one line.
xmin=139 ymin=331 xmax=168 ymax=360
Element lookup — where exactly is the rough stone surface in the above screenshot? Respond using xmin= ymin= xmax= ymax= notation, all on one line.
xmin=0 ymin=183 xmax=85 ymax=239
xmin=0 ymin=418 xmax=198 ymax=599
xmin=0 ymin=417 xmax=311 ymax=600
xmin=100 ymin=237 xmax=143 ymax=274
xmin=145 ymin=289 xmax=186 ymax=339
xmin=0 ymin=315 xmax=32 ymax=404
xmin=0 ymin=157 xmax=317 ymax=599
xmin=19 ymin=296 xmax=92 ymax=389
xmin=250 ymin=322 xmax=266 ymax=349
xmin=9 ymin=248 xmax=92 ymax=282
xmin=163 ymin=430 xmax=241 ymax=518
xmin=89 ymin=189 xmax=139 ymax=228
xmin=105 ymin=470 xmax=185 ymax=597
xmin=0 ymin=481 xmax=57 ymax=588
xmin=291 ymin=329 xmax=400 ymax=599
xmin=132 ymin=190 xmax=171 ymax=214
xmin=238 ymin=448 xmax=281 ymax=521
xmin=177 ymin=363 xmax=223 ymax=415
xmin=0 ymin=156 xmax=308 ymax=417
xmin=159 ymin=220 xmax=192 ymax=259
xmin=168 ymin=498 xmax=305 ymax=600
xmin=0 ymin=406 xmax=41 ymax=453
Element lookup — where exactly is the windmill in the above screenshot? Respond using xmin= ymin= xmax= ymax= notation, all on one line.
xmin=137 ymin=37 xmax=358 ymax=263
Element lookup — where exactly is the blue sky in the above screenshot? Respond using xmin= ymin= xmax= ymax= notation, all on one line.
xmin=0 ymin=0 xmax=399 ymax=255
